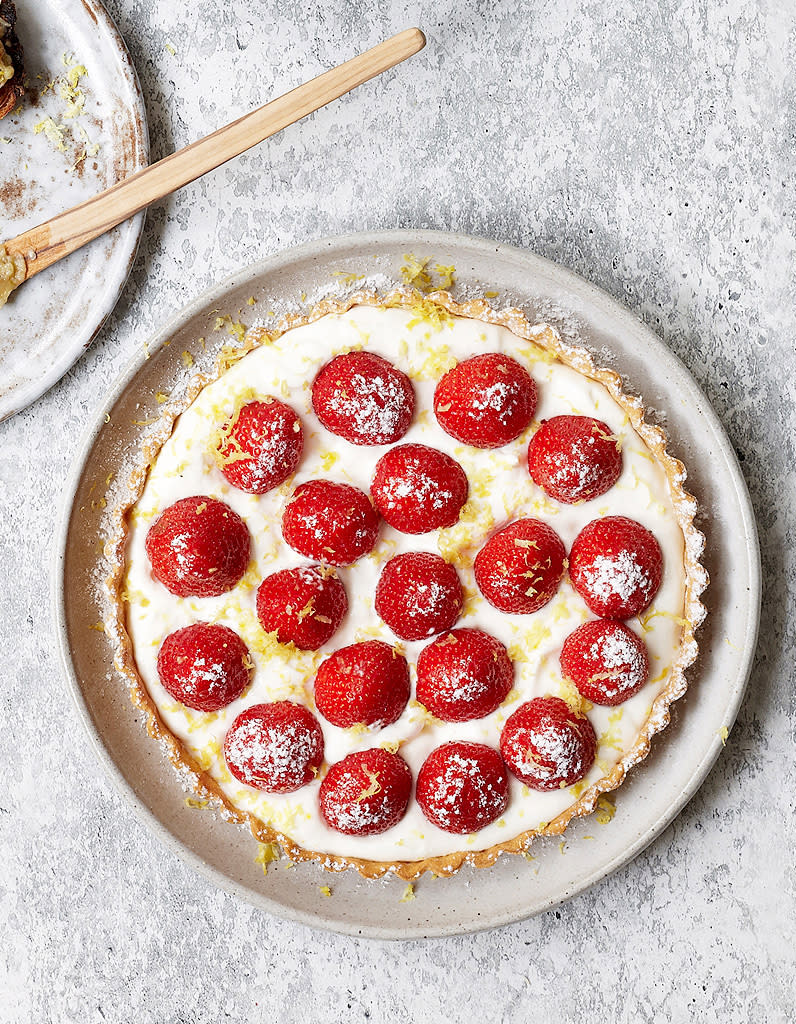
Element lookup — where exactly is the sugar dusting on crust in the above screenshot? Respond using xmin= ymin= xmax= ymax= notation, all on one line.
xmin=98 ymin=285 xmax=708 ymax=882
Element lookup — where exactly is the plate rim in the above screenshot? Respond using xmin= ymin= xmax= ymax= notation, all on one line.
xmin=0 ymin=0 xmax=150 ymax=421
xmin=53 ymin=228 xmax=761 ymax=939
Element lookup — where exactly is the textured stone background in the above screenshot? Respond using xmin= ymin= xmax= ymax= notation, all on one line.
xmin=1 ymin=1 xmax=794 ymax=1021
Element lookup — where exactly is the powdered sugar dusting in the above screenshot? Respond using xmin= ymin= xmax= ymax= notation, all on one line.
xmin=419 ymin=744 xmax=508 ymax=832
xmin=116 ymin=298 xmax=699 ymax=868
xmin=225 ymin=707 xmax=323 ymax=792
xmin=314 ymin=352 xmax=414 ymax=445
xmin=594 ymin=630 xmax=646 ymax=682
xmin=581 ymin=550 xmax=653 ymax=605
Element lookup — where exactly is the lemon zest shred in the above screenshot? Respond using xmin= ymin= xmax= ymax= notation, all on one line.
xmin=33 ymin=117 xmax=67 ymax=152
xmin=332 ymin=271 xmax=365 ymax=284
xmin=255 ymin=842 xmax=280 ymax=875
xmin=399 ymin=883 xmax=416 ymax=903
xmin=595 ymin=795 xmax=616 ymax=825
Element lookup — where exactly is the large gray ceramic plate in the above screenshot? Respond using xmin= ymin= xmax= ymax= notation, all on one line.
xmin=0 ymin=0 xmax=148 ymax=421
xmin=54 ymin=230 xmax=759 ymax=939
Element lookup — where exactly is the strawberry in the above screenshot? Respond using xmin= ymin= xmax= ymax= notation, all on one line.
xmin=569 ymin=516 xmax=663 ymax=618
xmin=500 ymin=696 xmax=597 ymax=791
xmin=282 ymin=479 xmax=380 ymax=565
xmin=415 ymin=628 xmax=513 ymax=722
xmin=256 ymin=565 xmax=347 ymax=650
xmin=313 ymin=640 xmax=410 ymax=728
xmin=216 ymin=398 xmax=303 ymax=494
xmin=416 ymin=741 xmax=509 ymax=834
xmin=434 ymin=353 xmax=537 ymax=448
xmin=375 ymin=551 xmax=463 ymax=641
xmin=145 ymin=496 xmax=250 ymax=598
xmin=157 ymin=622 xmax=251 ymax=712
xmin=319 ymin=748 xmax=412 ymax=836
xmin=560 ymin=619 xmax=649 ymax=706
xmin=312 ymin=351 xmax=415 ymax=445
xmin=527 ymin=415 xmax=622 ymax=504
xmin=370 ymin=443 xmax=468 ymax=534
xmin=224 ymin=701 xmax=324 ymax=793
xmin=473 ymin=518 xmax=566 ymax=614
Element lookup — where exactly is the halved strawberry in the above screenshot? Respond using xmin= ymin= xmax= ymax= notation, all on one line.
xmin=415 ymin=628 xmax=513 ymax=722
xmin=282 ymin=479 xmax=380 ymax=566
xmin=375 ymin=551 xmax=463 ymax=641
xmin=157 ymin=622 xmax=251 ymax=712
xmin=416 ymin=741 xmax=509 ymax=834
xmin=473 ymin=518 xmax=566 ymax=614
xmin=256 ymin=565 xmax=347 ymax=650
xmin=434 ymin=353 xmax=537 ymax=448
xmin=224 ymin=701 xmax=324 ymax=793
xmin=560 ymin=619 xmax=650 ymax=706
xmin=313 ymin=640 xmax=410 ymax=728
xmin=312 ymin=351 xmax=415 ymax=445
xmin=145 ymin=496 xmax=250 ymax=598
xmin=319 ymin=748 xmax=412 ymax=836
xmin=569 ymin=516 xmax=663 ymax=618
xmin=500 ymin=696 xmax=596 ymax=791
xmin=216 ymin=398 xmax=303 ymax=494
xmin=527 ymin=415 xmax=622 ymax=504
xmin=370 ymin=443 xmax=468 ymax=534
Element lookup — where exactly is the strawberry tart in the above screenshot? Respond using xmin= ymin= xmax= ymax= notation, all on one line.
xmin=108 ymin=289 xmax=707 ymax=879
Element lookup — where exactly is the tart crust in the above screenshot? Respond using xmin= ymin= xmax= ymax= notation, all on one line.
xmin=105 ymin=289 xmax=708 ymax=880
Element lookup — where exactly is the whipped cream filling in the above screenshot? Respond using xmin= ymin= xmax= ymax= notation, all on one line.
xmin=124 ymin=304 xmax=686 ymax=865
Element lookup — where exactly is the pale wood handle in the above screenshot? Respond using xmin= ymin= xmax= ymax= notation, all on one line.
xmin=4 ymin=27 xmax=425 ymax=281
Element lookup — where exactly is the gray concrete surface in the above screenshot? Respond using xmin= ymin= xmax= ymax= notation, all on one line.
xmin=1 ymin=1 xmax=793 ymax=1021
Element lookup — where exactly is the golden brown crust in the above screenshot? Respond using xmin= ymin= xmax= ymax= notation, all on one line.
xmin=0 ymin=2 xmax=24 ymax=120
xmin=105 ymin=289 xmax=708 ymax=881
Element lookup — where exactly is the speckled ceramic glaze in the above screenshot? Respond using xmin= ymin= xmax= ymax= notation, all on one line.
xmin=0 ymin=0 xmax=147 ymax=421
xmin=54 ymin=230 xmax=760 ymax=939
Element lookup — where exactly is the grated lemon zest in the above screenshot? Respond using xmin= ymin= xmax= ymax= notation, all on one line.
xmin=399 ymin=254 xmax=434 ymax=291
xmin=595 ymin=795 xmax=616 ymax=824
xmin=255 ymin=842 xmax=280 ymax=875
xmin=332 ymin=271 xmax=365 ymax=284
xmin=557 ymin=677 xmax=593 ymax=715
xmin=33 ymin=117 xmax=67 ymax=152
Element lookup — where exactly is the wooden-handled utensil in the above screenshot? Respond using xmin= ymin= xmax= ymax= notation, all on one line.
xmin=0 ymin=27 xmax=425 ymax=305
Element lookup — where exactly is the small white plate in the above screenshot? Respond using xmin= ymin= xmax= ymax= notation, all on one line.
xmin=0 ymin=0 xmax=148 ymax=421
xmin=54 ymin=230 xmax=760 ymax=939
